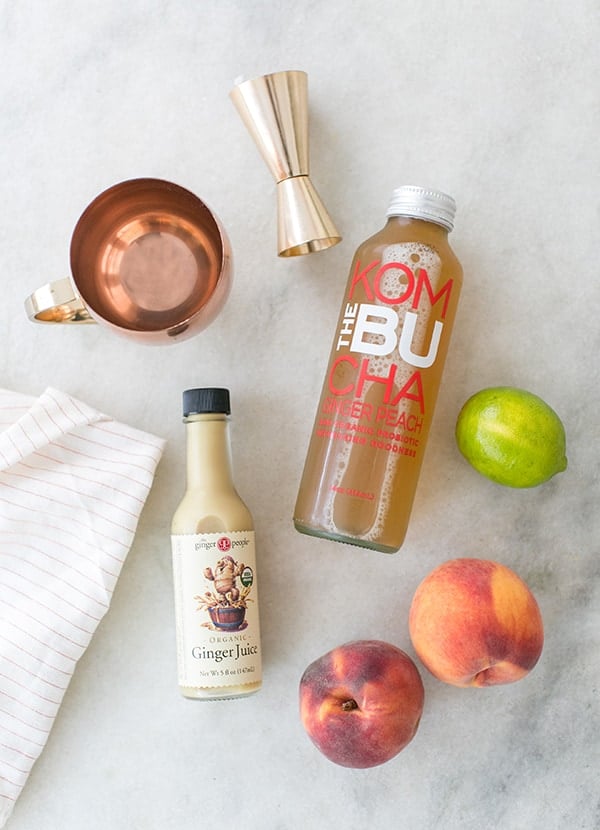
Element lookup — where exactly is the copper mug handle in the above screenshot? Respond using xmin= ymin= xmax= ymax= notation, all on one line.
xmin=25 ymin=277 xmax=94 ymax=324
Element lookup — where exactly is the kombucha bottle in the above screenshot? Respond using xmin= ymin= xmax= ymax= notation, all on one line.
xmin=171 ymin=388 xmax=262 ymax=698
xmin=294 ymin=186 xmax=463 ymax=553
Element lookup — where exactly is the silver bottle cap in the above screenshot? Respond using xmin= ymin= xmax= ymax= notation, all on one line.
xmin=386 ymin=185 xmax=456 ymax=231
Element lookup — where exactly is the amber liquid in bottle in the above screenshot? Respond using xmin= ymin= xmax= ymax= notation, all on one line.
xmin=294 ymin=188 xmax=463 ymax=553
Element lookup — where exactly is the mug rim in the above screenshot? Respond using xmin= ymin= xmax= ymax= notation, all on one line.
xmin=69 ymin=177 xmax=231 ymax=338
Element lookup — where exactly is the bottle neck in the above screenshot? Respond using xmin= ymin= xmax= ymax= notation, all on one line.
xmin=184 ymin=414 xmax=234 ymax=491
xmin=385 ymin=214 xmax=450 ymax=243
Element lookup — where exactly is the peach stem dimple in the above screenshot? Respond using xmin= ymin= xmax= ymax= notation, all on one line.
xmin=341 ymin=699 xmax=359 ymax=711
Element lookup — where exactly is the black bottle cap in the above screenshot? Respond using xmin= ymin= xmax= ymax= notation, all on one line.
xmin=183 ymin=388 xmax=231 ymax=417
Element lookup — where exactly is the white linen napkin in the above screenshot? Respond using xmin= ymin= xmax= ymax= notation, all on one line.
xmin=0 ymin=387 xmax=165 ymax=826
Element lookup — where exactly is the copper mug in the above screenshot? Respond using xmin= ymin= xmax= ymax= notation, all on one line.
xmin=25 ymin=178 xmax=232 ymax=344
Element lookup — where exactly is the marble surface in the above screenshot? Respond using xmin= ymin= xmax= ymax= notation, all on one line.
xmin=2 ymin=2 xmax=599 ymax=828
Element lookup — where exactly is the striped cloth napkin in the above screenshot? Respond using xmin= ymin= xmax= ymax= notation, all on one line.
xmin=0 ymin=387 xmax=165 ymax=826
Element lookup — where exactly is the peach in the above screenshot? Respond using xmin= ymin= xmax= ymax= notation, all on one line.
xmin=409 ymin=558 xmax=544 ymax=687
xmin=299 ymin=640 xmax=424 ymax=768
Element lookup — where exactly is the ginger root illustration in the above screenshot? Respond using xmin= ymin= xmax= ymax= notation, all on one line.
xmin=194 ymin=552 xmax=254 ymax=631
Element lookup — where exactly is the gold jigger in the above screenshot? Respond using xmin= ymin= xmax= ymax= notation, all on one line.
xmin=230 ymin=70 xmax=341 ymax=257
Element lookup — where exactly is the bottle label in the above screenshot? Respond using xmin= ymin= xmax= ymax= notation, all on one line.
xmin=319 ymin=242 xmax=458 ymax=452
xmin=171 ymin=531 xmax=261 ymax=690
xmin=328 ymin=242 xmax=454 ymax=422
xmin=296 ymin=240 xmax=460 ymax=546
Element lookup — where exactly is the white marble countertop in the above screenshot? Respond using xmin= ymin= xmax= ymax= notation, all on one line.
xmin=2 ymin=2 xmax=599 ymax=828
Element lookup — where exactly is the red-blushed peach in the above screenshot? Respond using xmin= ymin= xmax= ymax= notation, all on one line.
xmin=299 ymin=640 xmax=424 ymax=768
xmin=408 ymin=558 xmax=544 ymax=687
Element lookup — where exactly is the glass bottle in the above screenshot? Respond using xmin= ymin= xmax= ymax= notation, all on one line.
xmin=171 ymin=388 xmax=262 ymax=699
xmin=294 ymin=186 xmax=463 ymax=553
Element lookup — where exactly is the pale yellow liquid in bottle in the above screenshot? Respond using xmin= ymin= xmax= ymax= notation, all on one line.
xmin=171 ymin=413 xmax=261 ymax=698
xmin=294 ymin=216 xmax=463 ymax=553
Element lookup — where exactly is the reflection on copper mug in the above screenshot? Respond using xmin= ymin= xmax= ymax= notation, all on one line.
xmin=24 ymin=178 xmax=232 ymax=344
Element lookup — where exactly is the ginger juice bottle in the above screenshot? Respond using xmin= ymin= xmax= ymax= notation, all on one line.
xmin=294 ymin=186 xmax=463 ymax=553
xmin=171 ymin=388 xmax=261 ymax=699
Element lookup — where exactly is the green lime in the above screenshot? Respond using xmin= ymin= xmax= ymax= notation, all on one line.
xmin=455 ymin=387 xmax=567 ymax=488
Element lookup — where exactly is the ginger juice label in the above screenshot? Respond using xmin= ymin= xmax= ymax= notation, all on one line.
xmin=297 ymin=240 xmax=460 ymax=549
xmin=171 ymin=531 xmax=262 ymax=690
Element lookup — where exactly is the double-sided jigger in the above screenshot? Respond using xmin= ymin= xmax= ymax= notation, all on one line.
xmin=230 ymin=70 xmax=341 ymax=257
